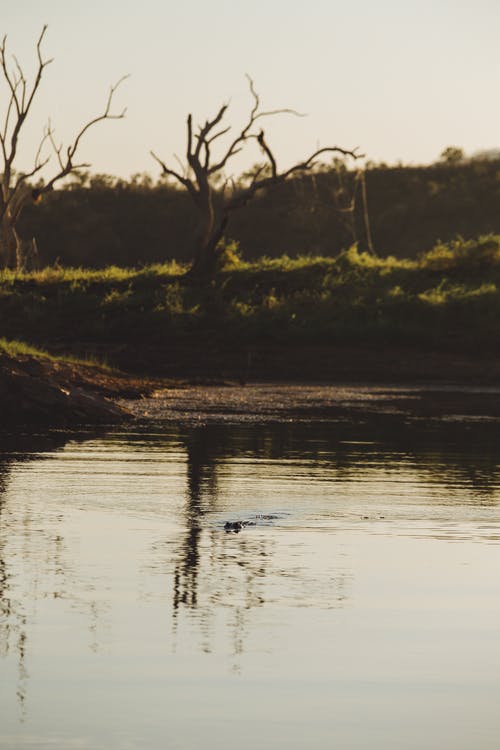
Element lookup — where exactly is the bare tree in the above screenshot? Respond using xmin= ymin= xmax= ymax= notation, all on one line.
xmin=151 ymin=77 xmax=362 ymax=277
xmin=0 ymin=25 xmax=127 ymax=269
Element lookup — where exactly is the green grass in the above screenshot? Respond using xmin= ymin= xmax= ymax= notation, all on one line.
xmin=0 ymin=260 xmax=184 ymax=286
xmin=0 ymin=337 xmax=53 ymax=359
xmin=0 ymin=337 xmax=113 ymax=371
xmin=1 ymin=235 xmax=500 ymax=373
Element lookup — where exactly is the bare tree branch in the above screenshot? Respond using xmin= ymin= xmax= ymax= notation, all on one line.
xmin=150 ymin=150 xmax=197 ymax=200
xmin=150 ymin=150 xmax=190 ymax=186
xmin=0 ymin=25 xmax=127 ymax=268
xmin=208 ymin=77 xmax=304 ymax=175
xmin=173 ymin=153 xmax=188 ymax=178
xmin=256 ymin=130 xmax=277 ymax=178
xmin=41 ymin=75 xmax=128 ymax=193
xmin=0 ymin=25 xmax=54 ymax=194
xmin=151 ymin=75 xmax=363 ymax=276
xmin=12 ymin=129 xmax=52 ymax=194
xmin=63 ymin=75 xmax=128 ymax=164
xmin=187 ymin=114 xmax=193 ymax=159
xmin=206 ymin=125 xmax=231 ymax=146
xmin=193 ymin=104 xmax=227 ymax=161
xmin=279 ymin=145 xmax=362 ymax=179
xmin=46 ymin=121 xmax=65 ymax=170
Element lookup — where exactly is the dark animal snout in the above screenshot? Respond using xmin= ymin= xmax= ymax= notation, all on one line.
xmin=224 ymin=521 xmax=242 ymax=532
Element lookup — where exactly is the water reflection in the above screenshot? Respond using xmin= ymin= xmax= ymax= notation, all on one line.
xmin=0 ymin=430 xmax=111 ymax=722
xmin=173 ymin=427 xmax=217 ymax=612
xmin=159 ymin=419 xmax=500 ymax=667
xmin=169 ymin=426 xmax=279 ymax=669
xmin=0 ymin=462 xmax=28 ymax=720
xmin=1 ymin=419 xmax=500 ymax=748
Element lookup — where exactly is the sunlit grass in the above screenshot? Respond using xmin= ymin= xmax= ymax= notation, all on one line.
xmin=418 ymin=282 xmax=498 ymax=306
xmin=0 ymin=337 xmax=113 ymax=370
xmin=1 ymin=235 xmax=500 ymax=366
xmin=0 ymin=337 xmax=52 ymax=359
xmin=0 ymin=260 xmax=185 ymax=286
xmin=419 ymin=236 xmax=500 ymax=272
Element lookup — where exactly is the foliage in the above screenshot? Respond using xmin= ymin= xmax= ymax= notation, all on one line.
xmin=419 ymin=236 xmax=500 ymax=272
xmin=439 ymin=146 xmax=465 ymax=164
xmin=1 ymin=236 xmax=499 ymax=374
xmin=16 ymin=156 xmax=500 ymax=269
xmin=0 ymin=336 xmax=112 ymax=369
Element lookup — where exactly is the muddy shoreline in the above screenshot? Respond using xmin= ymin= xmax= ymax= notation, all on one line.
xmin=117 ymin=382 xmax=500 ymax=427
xmin=3 ymin=350 xmax=500 ymax=430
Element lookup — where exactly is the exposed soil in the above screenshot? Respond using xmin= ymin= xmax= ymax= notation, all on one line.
xmin=0 ymin=354 xmax=159 ymax=427
xmin=4 ymin=349 xmax=500 ymax=429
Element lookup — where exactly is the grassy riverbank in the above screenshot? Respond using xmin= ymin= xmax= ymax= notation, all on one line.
xmin=1 ymin=236 xmax=500 ymax=382
xmin=0 ymin=339 xmax=161 ymax=427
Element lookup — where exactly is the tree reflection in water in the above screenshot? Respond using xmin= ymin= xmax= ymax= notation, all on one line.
xmin=171 ymin=426 xmax=272 ymax=667
xmin=164 ymin=418 xmax=500 ymax=663
xmin=169 ymin=425 xmax=353 ymax=670
xmin=0 ymin=430 xmax=109 ymax=718
xmin=0 ymin=460 xmax=28 ymax=719
xmin=173 ymin=427 xmax=217 ymax=612
xmin=1 ymin=417 xmax=500 ymax=715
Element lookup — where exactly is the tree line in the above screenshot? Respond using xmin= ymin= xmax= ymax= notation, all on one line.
xmin=3 ymin=26 xmax=500 ymax=274
xmin=16 ymin=156 xmax=500 ymax=268
xmin=1 ymin=26 xmax=362 ymax=275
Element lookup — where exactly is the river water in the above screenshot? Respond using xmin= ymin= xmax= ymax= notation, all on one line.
xmin=1 ymin=419 xmax=500 ymax=749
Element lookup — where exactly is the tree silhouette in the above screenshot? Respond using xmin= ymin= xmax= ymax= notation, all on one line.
xmin=0 ymin=25 xmax=127 ymax=268
xmin=152 ymin=76 xmax=361 ymax=277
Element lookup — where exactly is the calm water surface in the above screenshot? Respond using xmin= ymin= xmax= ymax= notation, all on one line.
xmin=1 ymin=422 xmax=500 ymax=749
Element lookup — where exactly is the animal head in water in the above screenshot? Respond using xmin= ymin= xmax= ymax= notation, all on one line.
xmin=224 ymin=521 xmax=242 ymax=532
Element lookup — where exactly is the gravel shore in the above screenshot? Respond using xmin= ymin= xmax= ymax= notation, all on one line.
xmin=118 ymin=382 xmax=500 ymax=426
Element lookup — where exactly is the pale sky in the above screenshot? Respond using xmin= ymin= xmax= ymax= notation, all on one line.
xmin=1 ymin=0 xmax=499 ymax=180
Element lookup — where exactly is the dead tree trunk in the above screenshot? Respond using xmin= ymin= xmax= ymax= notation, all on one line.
xmin=152 ymin=77 xmax=362 ymax=279
xmin=190 ymin=172 xmax=220 ymax=275
xmin=191 ymin=200 xmax=230 ymax=276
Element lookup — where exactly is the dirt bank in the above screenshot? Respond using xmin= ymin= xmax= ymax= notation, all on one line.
xmin=0 ymin=354 xmax=158 ymax=427
xmin=4 ymin=348 xmax=500 ymax=430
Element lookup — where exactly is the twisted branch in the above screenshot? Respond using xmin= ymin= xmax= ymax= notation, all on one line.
xmin=0 ymin=25 xmax=127 ymax=269
xmin=42 ymin=75 xmax=128 ymax=192
xmin=151 ymin=76 xmax=362 ymax=273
